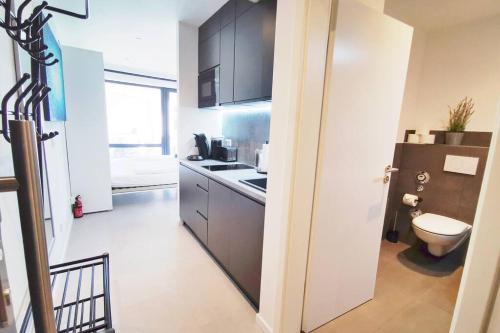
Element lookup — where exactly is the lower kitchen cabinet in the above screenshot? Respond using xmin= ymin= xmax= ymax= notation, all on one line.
xmin=208 ymin=180 xmax=265 ymax=307
xmin=207 ymin=180 xmax=232 ymax=270
xmin=179 ymin=165 xmax=209 ymax=245
xmin=179 ymin=164 xmax=265 ymax=308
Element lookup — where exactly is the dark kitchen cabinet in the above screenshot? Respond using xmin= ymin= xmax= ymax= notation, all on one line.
xmin=199 ymin=13 xmax=221 ymax=43
xmin=235 ymin=0 xmax=255 ymax=17
xmin=220 ymin=0 xmax=236 ymax=28
xmin=198 ymin=33 xmax=220 ymax=73
xmin=227 ymin=185 xmax=265 ymax=306
xmin=179 ymin=165 xmax=209 ymax=245
xmin=207 ymin=180 xmax=232 ymax=269
xmin=219 ymin=21 xmax=235 ymax=104
xmin=233 ymin=0 xmax=276 ymax=102
xmin=208 ymin=179 xmax=265 ymax=306
xmin=198 ymin=0 xmax=276 ymax=107
xmin=180 ymin=163 xmax=265 ymax=308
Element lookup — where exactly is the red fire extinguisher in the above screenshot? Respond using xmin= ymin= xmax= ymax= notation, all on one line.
xmin=72 ymin=195 xmax=84 ymax=218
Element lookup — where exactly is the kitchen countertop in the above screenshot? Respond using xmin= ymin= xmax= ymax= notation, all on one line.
xmin=180 ymin=159 xmax=266 ymax=204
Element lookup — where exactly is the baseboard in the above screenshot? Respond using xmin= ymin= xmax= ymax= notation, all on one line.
xmin=256 ymin=313 xmax=273 ymax=333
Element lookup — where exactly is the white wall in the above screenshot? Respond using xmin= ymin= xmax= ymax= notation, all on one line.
xmin=359 ymin=0 xmax=385 ymax=12
xmin=62 ymin=46 xmax=113 ymax=213
xmin=0 ymin=34 xmax=74 ymax=327
xmin=450 ymin=109 xmax=500 ymax=332
xmin=176 ymin=22 xmax=222 ymax=159
xmin=397 ymin=15 xmax=500 ymax=141
xmin=396 ymin=29 xmax=427 ymax=140
xmin=488 ymin=286 xmax=500 ymax=332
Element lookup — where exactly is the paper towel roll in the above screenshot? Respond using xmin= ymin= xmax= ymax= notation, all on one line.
xmin=402 ymin=193 xmax=420 ymax=207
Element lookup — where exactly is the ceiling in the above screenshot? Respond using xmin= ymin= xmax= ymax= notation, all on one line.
xmin=385 ymin=0 xmax=500 ymax=31
xmin=47 ymin=0 xmax=228 ymax=79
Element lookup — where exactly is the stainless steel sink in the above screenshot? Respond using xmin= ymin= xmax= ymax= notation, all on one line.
xmin=239 ymin=178 xmax=267 ymax=192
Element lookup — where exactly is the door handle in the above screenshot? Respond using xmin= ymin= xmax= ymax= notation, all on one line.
xmin=385 ymin=165 xmax=399 ymax=174
xmin=383 ymin=165 xmax=399 ymax=184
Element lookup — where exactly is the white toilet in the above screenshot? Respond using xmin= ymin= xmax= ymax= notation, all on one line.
xmin=412 ymin=213 xmax=472 ymax=257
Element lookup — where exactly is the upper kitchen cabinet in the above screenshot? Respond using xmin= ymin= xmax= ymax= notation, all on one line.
xmin=199 ymin=12 xmax=221 ymax=43
xmin=220 ymin=0 xmax=236 ymax=28
xmin=198 ymin=10 xmax=221 ymax=73
xmin=219 ymin=21 xmax=235 ymax=104
xmin=234 ymin=0 xmax=276 ymax=102
xmin=235 ymin=0 xmax=255 ymax=17
xmin=198 ymin=0 xmax=276 ymax=107
xmin=199 ymin=33 xmax=220 ymax=73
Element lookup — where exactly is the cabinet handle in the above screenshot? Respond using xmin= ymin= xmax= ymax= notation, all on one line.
xmin=196 ymin=184 xmax=208 ymax=192
xmin=196 ymin=210 xmax=208 ymax=221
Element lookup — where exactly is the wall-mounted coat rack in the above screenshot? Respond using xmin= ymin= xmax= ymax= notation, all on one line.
xmin=0 ymin=3 xmax=107 ymax=332
xmin=0 ymin=0 xmax=90 ymax=144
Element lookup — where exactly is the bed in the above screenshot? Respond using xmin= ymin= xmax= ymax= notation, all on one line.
xmin=110 ymin=156 xmax=179 ymax=192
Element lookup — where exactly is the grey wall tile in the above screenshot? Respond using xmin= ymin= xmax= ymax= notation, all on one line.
xmin=222 ymin=109 xmax=271 ymax=165
xmin=383 ymin=143 xmax=489 ymax=246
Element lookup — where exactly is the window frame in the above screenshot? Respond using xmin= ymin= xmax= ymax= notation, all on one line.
xmin=104 ymin=79 xmax=177 ymax=156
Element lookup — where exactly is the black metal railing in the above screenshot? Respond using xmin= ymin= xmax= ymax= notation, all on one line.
xmin=21 ymin=254 xmax=113 ymax=333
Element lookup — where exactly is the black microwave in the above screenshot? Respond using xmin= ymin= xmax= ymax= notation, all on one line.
xmin=198 ymin=66 xmax=219 ymax=108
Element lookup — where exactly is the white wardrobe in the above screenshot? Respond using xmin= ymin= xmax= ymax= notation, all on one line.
xmin=62 ymin=46 xmax=113 ymax=213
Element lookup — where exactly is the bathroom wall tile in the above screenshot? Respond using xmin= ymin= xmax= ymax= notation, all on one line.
xmin=383 ymin=143 xmax=489 ymax=245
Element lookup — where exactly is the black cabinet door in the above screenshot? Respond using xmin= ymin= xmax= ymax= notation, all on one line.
xmin=220 ymin=0 xmax=236 ymax=28
xmin=199 ymin=13 xmax=221 ymax=43
xmin=228 ymin=189 xmax=265 ymax=306
xmin=179 ymin=165 xmax=208 ymax=245
xmin=199 ymin=33 xmax=220 ymax=73
xmin=207 ymin=180 xmax=232 ymax=269
xmin=234 ymin=0 xmax=276 ymax=102
xmin=208 ymin=180 xmax=265 ymax=307
xmin=219 ymin=21 xmax=235 ymax=104
xmin=235 ymin=0 xmax=254 ymax=17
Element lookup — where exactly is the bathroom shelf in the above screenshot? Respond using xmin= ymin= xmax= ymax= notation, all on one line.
xmin=401 ymin=143 xmax=490 ymax=149
xmin=21 ymin=254 xmax=113 ymax=333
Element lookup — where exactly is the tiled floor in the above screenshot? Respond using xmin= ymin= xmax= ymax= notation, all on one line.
xmin=313 ymin=240 xmax=464 ymax=333
xmin=63 ymin=188 xmax=263 ymax=333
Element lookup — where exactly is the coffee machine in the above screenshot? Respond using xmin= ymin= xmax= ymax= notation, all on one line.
xmin=211 ymin=137 xmax=238 ymax=162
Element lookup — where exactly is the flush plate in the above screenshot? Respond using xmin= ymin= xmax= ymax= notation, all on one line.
xmin=444 ymin=155 xmax=479 ymax=175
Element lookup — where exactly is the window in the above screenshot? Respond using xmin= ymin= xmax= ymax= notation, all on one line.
xmin=105 ymin=81 xmax=177 ymax=158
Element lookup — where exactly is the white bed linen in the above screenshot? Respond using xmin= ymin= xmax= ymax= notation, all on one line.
xmin=110 ymin=156 xmax=179 ymax=188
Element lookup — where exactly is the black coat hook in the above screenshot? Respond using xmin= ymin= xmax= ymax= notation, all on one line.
xmin=0 ymin=0 xmax=31 ymax=31
xmin=1 ymin=73 xmax=30 ymax=142
xmin=15 ymin=0 xmax=33 ymax=24
xmin=23 ymin=84 xmax=44 ymax=120
xmin=14 ymin=80 xmax=37 ymax=120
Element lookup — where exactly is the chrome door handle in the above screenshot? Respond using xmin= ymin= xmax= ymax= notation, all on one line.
xmin=385 ymin=165 xmax=399 ymax=174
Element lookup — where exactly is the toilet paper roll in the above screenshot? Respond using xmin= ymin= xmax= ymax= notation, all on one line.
xmin=407 ymin=134 xmax=420 ymax=144
xmin=420 ymin=134 xmax=436 ymax=144
xmin=402 ymin=193 xmax=420 ymax=207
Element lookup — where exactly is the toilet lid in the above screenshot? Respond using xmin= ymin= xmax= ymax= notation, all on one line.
xmin=413 ymin=213 xmax=471 ymax=236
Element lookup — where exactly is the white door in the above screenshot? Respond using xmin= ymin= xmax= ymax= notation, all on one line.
xmin=302 ymin=0 xmax=413 ymax=331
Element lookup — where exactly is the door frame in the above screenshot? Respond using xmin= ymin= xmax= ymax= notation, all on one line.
xmin=261 ymin=0 xmax=500 ymax=332
xmin=257 ymin=0 xmax=333 ymax=332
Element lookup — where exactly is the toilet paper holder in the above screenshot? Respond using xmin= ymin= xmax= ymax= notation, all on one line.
xmin=402 ymin=193 xmax=423 ymax=207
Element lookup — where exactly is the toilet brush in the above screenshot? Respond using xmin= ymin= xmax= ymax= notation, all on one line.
xmin=386 ymin=210 xmax=399 ymax=243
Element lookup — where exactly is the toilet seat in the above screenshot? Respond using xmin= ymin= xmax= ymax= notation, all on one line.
xmin=413 ymin=213 xmax=470 ymax=236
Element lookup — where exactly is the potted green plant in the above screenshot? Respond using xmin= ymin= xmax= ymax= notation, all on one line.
xmin=446 ymin=97 xmax=475 ymax=145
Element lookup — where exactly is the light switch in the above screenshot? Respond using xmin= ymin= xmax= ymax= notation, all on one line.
xmin=443 ymin=155 xmax=479 ymax=175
